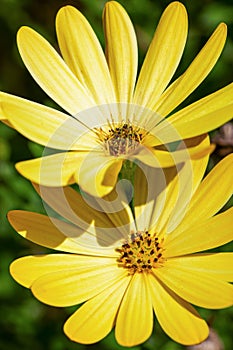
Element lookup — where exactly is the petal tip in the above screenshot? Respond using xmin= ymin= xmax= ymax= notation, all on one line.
xmin=167 ymin=1 xmax=187 ymax=12
xmin=56 ymin=4 xmax=77 ymax=18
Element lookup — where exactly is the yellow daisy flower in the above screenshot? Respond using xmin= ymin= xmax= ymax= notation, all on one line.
xmin=1 ymin=1 xmax=233 ymax=196
xmin=9 ymin=154 xmax=233 ymax=347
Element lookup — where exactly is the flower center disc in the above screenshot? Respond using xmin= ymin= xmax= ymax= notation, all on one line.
xmin=98 ymin=123 xmax=143 ymax=157
xmin=116 ymin=231 xmax=164 ymax=274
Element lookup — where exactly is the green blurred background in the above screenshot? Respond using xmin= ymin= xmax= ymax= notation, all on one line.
xmin=0 ymin=0 xmax=232 ymax=349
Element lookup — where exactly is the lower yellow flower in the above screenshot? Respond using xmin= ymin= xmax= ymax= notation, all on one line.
xmin=9 ymin=154 xmax=233 ymax=347
xmin=1 ymin=1 xmax=233 ymax=196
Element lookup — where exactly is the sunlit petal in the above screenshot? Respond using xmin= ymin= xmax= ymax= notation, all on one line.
xmin=75 ymin=153 xmax=123 ymax=197
xmin=115 ymin=273 xmax=153 ymax=347
xmin=167 ymin=253 xmax=233 ymax=282
xmin=147 ymin=273 xmax=208 ymax=345
xmin=154 ymin=263 xmax=233 ymax=308
xmin=154 ymin=23 xmax=227 ymax=116
xmin=31 ymin=261 xmax=122 ymax=306
xmin=134 ymin=2 xmax=188 ymax=109
xmin=174 ymin=154 xmax=233 ymax=233
xmin=17 ymin=26 xmax=96 ymax=115
xmin=165 ymin=207 xmax=233 ymax=257
xmin=103 ymin=1 xmax=137 ymax=103
xmin=10 ymin=254 xmax=116 ymax=288
xmin=16 ymin=151 xmax=89 ymax=186
xmin=154 ymin=83 xmax=233 ymax=144
xmin=64 ymin=276 xmax=130 ymax=344
xmin=1 ymin=92 xmax=95 ymax=150
xmin=56 ymin=6 xmax=115 ymax=105
xmin=133 ymin=141 xmax=214 ymax=168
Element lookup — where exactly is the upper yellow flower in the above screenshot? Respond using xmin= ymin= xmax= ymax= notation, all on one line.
xmin=1 ymin=1 xmax=233 ymax=196
xmin=9 ymin=154 xmax=233 ymax=347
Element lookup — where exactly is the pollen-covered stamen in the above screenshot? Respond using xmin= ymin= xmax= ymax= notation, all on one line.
xmin=116 ymin=231 xmax=165 ymax=274
xmin=96 ymin=123 xmax=143 ymax=157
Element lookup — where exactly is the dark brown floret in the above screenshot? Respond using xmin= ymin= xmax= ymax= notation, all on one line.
xmin=117 ymin=230 xmax=165 ymax=275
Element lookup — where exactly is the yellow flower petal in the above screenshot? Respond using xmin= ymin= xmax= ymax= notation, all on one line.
xmin=32 ymin=183 xmax=121 ymax=230
xmin=175 ymin=153 xmax=233 ymax=233
xmin=17 ymin=26 xmax=96 ymax=115
xmin=0 ymin=119 xmax=13 ymax=127
xmin=134 ymin=135 xmax=210 ymax=234
xmin=165 ymin=135 xmax=212 ymax=233
xmin=1 ymin=92 xmax=96 ymax=150
xmin=154 ymin=23 xmax=227 ymax=116
xmin=75 ymin=152 xmax=123 ymax=197
xmin=134 ymin=164 xmax=167 ymax=231
xmin=154 ymin=263 xmax=233 ymax=309
xmin=10 ymin=255 xmax=65 ymax=288
xmin=31 ymin=260 xmax=122 ymax=306
xmin=10 ymin=254 xmax=115 ymax=288
xmin=7 ymin=210 xmax=118 ymax=256
xmin=56 ymin=6 xmax=115 ymax=105
xmin=103 ymin=1 xmax=137 ymax=103
xmin=16 ymin=151 xmax=87 ymax=186
xmin=154 ymin=83 xmax=233 ymax=143
xmin=133 ymin=141 xmax=214 ymax=168
xmin=153 ymin=162 xmax=193 ymax=236
xmin=168 ymin=253 xmax=233 ymax=282
xmin=147 ymin=273 xmax=208 ymax=345
xmin=33 ymin=183 xmax=134 ymax=241
xmin=93 ymin=187 xmax=136 ymax=236
xmin=165 ymin=207 xmax=233 ymax=257
xmin=115 ymin=273 xmax=153 ymax=347
xmin=64 ymin=276 xmax=130 ymax=344
xmin=184 ymin=135 xmax=210 ymax=194
xmin=133 ymin=2 xmax=188 ymax=109
xmin=0 ymin=104 xmax=12 ymax=126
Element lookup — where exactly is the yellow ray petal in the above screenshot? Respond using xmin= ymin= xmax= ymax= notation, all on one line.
xmin=93 ymin=187 xmax=136 ymax=237
xmin=1 ymin=93 xmax=96 ymax=150
xmin=154 ymin=23 xmax=227 ymax=116
xmin=165 ymin=207 xmax=233 ymax=257
xmin=17 ymin=26 xmax=96 ymax=115
xmin=0 ymin=119 xmax=13 ymax=127
xmin=33 ymin=183 xmax=133 ymax=242
xmin=152 ymin=162 xmax=193 ymax=236
xmin=133 ymin=2 xmax=188 ymax=109
xmin=132 ymin=140 xmax=214 ymax=168
xmin=31 ymin=261 xmax=122 ymax=306
xmin=32 ymin=184 xmax=123 ymax=230
xmin=10 ymin=254 xmax=115 ymax=288
xmin=56 ymin=6 xmax=115 ymax=105
xmin=154 ymin=264 xmax=233 ymax=309
xmin=183 ymin=135 xmax=210 ymax=194
xmin=75 ymin=153 xmax=123 ymax=197
xmin=16 ymin=151 xmax=88 ymax=186
xmin=134 ymin=164 xmax=167 ymax=231
xmin=115 ymin=273 xmax=153 ymax=347
xmin=154 ymin=83 xmax=233 ymax=143
xmin=64 ymin=275 xmax=130 ymax=344
xmin=103 ymin=1 xmax=137 ymax=103
xmin=0 ymin=106 xmax=4 ymax=120
xmin=0 ymin=103 xmax=13 ymax=126
xmin=134 ymin=163 xmax=192 ymax=236
xmin=147 ymin=273 xmax=208 ymax=345
xmin=165 ymin=135 xmax=211 ymax=233
xmin=134 ymin=135 xmax=210 ymax=234
xmin=167 ymin=253 xmax=233 ymax=282
xmin=8 ymin=210 xmax=118 ymax=256
xmin=174 ymin=154 xmax=233 ymax=233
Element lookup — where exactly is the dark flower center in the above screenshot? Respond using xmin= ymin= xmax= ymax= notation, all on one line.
xmin=97 ymin=123 xmax=143 ymax=157
xmin=116 ymin=231 xmax=165 ymax=274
